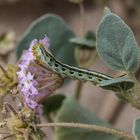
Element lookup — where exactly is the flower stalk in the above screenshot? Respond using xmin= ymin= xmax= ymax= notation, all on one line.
xmin=36 ymin=122 xmax=134 ymax=140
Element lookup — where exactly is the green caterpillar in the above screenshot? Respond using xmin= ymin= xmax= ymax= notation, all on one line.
xmin=32 ymin=44 xmax=113 ymax=85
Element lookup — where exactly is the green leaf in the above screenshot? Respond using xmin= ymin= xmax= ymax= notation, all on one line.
xmin=103 ymin=7 xmax=111 ymax=17
xmin=85 ymin=31 xmax=96 ymax=40
xmin=133 ymin=118 xmax=140 ymax=140
xmin=98 ymin=77 xmax=134 ymax=91
xmin=16 ymin=14 xmax=76 ymax=66
xmin=70 ymin=37 xmax=95 ymax=48
xmin=55 ymin=97 xmax=125 ymax=140
xmin=96 ymin=13 xmax=140 ymax=72
xmin=70 ymin=31 xmax=96 ymax=48
xmin=43 ymin=94 xmax=66 ymax=114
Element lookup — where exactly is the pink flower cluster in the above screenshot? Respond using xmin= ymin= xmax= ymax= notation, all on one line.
xmin=17 ymin=35 xmax=50 ymax=114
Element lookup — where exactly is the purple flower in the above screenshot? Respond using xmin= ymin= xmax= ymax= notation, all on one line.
xmin=39 ymin=35 xmax=50 ymax=48
xmin=17 ymin=35 xmax=63 ymax=114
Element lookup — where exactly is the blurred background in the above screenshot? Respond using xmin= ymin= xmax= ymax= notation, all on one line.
xmin=0 ymin=0 xmax=140 ymax=138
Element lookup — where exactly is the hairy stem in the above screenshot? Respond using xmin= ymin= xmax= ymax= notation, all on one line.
xmin=3 ymin=102 xmax=18 ymax=116
xmin=127 ymin=72 xmax=140 ymax=109
xmin=1 ymin=134 xmax=14 ymax=140
xmin=36 ymin=122 xmax=134 ymax=140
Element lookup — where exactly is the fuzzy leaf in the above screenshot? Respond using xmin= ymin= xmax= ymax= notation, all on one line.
xmin=43 ymin=94 xmax=66 ymax=114
xmin=103 ymin=7 xmax=111 ymax=16
xmin=133 ymin=118 xmax=140 ymax=140
xmin=99 ymin=77 xmax=134 ymax=91
xmin=55 ymin=97 xmax=125 ymax=140
xmin=70 ymin=31 xmax=96 ymax=48
xmin=16 ymin=14 xmax=76 ymax=66
xmin=70 ymin=37 xmax=95 ymax=48
xmin=96 ymin=13 xmax=139 ymax=72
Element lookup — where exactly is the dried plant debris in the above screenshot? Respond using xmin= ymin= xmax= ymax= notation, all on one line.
xmin=0 ymin=31 xmax=16 ymax=56
xmin=0 ymin=103 xmax=46 ymax=140
xmin=0 ymin=64 xmax=18 ymax=96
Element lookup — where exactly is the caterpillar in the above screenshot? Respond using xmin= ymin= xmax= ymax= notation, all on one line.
xmin=32 ymin=44 xmax=113 ymax=85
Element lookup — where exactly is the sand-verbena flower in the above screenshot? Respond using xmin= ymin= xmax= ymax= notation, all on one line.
xmin=17 ymin=36 xmax=63 ymax=113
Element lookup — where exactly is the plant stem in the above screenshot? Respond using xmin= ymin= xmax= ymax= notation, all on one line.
xmin=127 ymin=72 xmax=140 ymax=109
xmin=79 ymin=2 xmax=85 ymax=36
xmin=36 ymin=122 xmax=134 ymax=140
xmin=74 ymin=2 xmax=85 ymax=100
xmin=1 ymin=134 xmax=14 ymax=140
xmin=97 ymin=0 xmax=105 ymax=7
xmin=46 ymin=113 xmax=53 ymax=123
xmin=75 ymin=81 xmax=83 ymax=99
xmin=46 ymin=113 xmax=55 ymax=131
